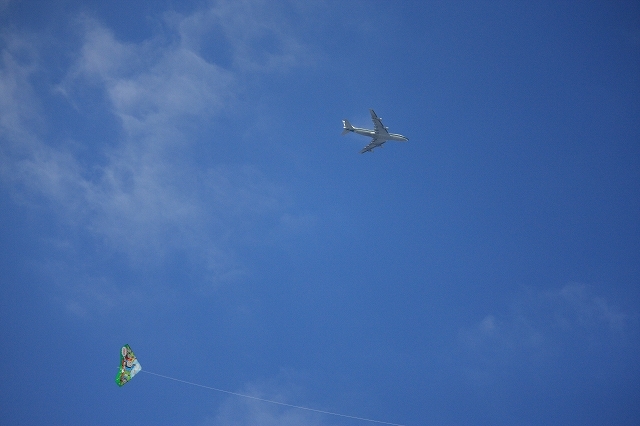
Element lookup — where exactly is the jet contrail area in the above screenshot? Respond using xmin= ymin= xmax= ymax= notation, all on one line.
xmin=141 ymin=370 xmax=404 ymax=426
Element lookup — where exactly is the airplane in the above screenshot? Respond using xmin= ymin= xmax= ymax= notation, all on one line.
xmin=342 ymin=109 xmax=409 ymax=153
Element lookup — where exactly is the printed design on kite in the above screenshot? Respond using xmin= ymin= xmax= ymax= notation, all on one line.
xmin=115 ymin=344 xmax=142 ymax=386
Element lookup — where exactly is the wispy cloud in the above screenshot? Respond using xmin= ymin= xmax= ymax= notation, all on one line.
xmin=202 ymin=376 xmax=327 ymax=426
xmin=553 ymin=282 xmax=628 ymax=332
xmin=172 ymin=0 xmax=313 ymax=72
xmin=0 ymin=31 xmax=42 ymax=154
xmin=460 ymin=283 xmax=635 ymax=351
xmin=458 ymin=283 xmax=638 ymax=383
xmin=0 ymin=1 xmax=313 ymax=315
xmin=205 ymin=396 xmax=326 ymax=426
xmin=69 ymin=17 xmax=237 ymax=129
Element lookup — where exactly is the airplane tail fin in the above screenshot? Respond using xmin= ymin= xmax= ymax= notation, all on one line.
xmin=341 ymin=119 xmax=354 ymax=135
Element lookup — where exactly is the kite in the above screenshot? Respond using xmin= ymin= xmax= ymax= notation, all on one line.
xmin=115 ymin=344 xmax=142 ymax=386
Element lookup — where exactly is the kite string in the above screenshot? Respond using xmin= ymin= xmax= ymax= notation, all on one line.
xmin=141 ymin=370 xmax=404 ymax=426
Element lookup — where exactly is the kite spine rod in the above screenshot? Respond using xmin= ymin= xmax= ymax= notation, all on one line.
xmin=141 ymin=370 xmax=404 ymax=426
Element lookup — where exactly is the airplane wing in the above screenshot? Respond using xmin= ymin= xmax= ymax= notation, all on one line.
xmin=369 ymin=109 xmax=389 ymax=136
xmin=360 ymin=137 xmax=384 ymax=153
xmin=360 ymin=144 xmax=375 ymax=154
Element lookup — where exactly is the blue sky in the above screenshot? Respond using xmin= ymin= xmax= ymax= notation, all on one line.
xmin=1 ymin=1 xmax=639 ymax=425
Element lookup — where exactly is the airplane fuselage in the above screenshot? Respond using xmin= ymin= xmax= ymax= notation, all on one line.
xmin=349 ymin=127 xmax=408 ymax=142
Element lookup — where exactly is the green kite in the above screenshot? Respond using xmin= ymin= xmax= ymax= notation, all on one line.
xmin=115 ymin=344 xmax=142 ymax=386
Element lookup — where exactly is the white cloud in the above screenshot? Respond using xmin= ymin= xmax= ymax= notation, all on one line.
xmin=0 ymin=1 xmax=313 ymax=314
xmin=458 ymin=283 xmax=638 ymax=382
xmin=201 ymin=378 xmax=328 ymax=426
xmin=172 ymin=0 xmax=312 ymax=72
xmin=72 ymin=20 xmax=236 ymax=128
xmin=452 ymin=285 xmax=638 ymax=413
xmin=0 ymin=32 xmax=42 ymax=154
xmin=554 ymin=282 xmax=628 ymax=332
xmin=205 ymin=396 xmax=326 ymax=426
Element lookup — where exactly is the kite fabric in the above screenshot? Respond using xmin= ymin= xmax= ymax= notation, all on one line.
xmin=115 ymin=344 xmax=142 ymax=386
